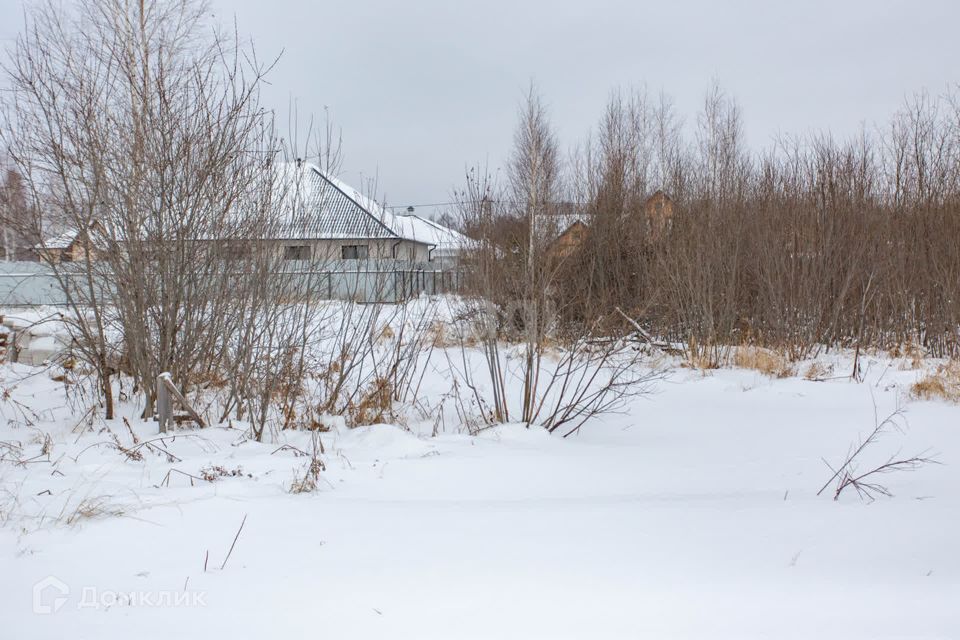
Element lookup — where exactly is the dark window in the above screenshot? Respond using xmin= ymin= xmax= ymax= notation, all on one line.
xmin=223 ymin=243 xmax=250 ymax=260
xmin=284 ymin=245 xmax=311 ymax=260
xmin=341 ymin=244 xmax=369 ymax=260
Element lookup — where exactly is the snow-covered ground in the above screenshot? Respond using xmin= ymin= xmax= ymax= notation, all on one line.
xmin=1 ymin=347 xmax=958 ymax=639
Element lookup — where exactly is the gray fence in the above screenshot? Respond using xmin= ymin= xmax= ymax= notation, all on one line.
xmin=277 ymin=260 xmax=462 ymax=302
xmin=0 ymin=262 xmax=71 ymax=305
xmin=0 ymin=260 xmax=462 ymax=306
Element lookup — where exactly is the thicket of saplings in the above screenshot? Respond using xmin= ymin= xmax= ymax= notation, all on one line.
xmin=462 ymin=85 xmax=960 ymax=369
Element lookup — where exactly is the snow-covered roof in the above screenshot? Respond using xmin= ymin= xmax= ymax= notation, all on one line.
xmin=273 ymin=162 xmax=466 ymax=251
xmin=389 ymin=213 xmax=471 ymax=256
xmin=271 ymin=162 xmax=400 ymax=241
xmin=32 ymin=163 xmax=469 ymax=253
xmin=35 ymin=230 xmax=78 ymax=250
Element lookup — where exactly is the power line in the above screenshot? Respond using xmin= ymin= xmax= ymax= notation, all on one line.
xmin=384 ymin=201 xmax=459 ymax=211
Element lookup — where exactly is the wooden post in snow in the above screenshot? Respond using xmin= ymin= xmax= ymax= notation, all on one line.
xmin=157 ymin=373 xmax=173 ymax=433
xmin=157 ymin=372 xmax=205 ymax=433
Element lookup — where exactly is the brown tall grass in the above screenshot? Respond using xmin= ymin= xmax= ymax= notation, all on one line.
xmin=912 ymin=361 xmax=960 ymax=403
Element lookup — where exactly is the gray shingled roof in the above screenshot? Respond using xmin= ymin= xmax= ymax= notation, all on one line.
xmin=272 ymin=163 xmax=400 ymax=240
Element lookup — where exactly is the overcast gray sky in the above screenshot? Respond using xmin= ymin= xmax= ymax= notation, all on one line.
xmin=2 ymin=0 xmax=959 ymax=212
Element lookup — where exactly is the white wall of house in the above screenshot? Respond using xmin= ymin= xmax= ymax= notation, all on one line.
xmin=275 ymin=238 xmax=433 ymax=264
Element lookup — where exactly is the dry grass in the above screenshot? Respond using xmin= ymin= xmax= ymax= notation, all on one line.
xmin=30 ymin=432 xmax=54 ymax=458
xmin=890 ymin=342 xmax=925 ymax=370
xmin=803 ymin=361 xmax=834 ymax=381
xmin=428 ymin=320 xmax=472 ymax=348
xmin=682 ymin=338 xmax=726 ymax=370
xmin=733 ymin=346 xmax=795 ymax=378
xmin=289 ymin=457 xmax=324 ymax=494
xmin=64 ymin=497 xmax=126 ymax=525
xmin=304 ymin=417 xmax=333 ymax=432
xmin=347 ymin=376 xmax=394 ymax=426
xmin=198 ymin=464 xmax=248 ymax=482
xmin=912 ymin=360 xmax=960 ymax=403
xmin=377 ymin=323 xmax=395 ymax=343
xmin=289 ymin=432 xmax=325 ymax=494
xmin=683 ymin=353 xmax=720 ymax=370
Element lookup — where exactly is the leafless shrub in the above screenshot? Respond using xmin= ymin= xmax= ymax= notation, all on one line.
xmin=224 ymin=300 xmax=327 ymax=441
xmin=451 ymin=87 xmax=662 ymax=436
xmin=0 ymin=167 xmax=40 ymax=260
xmin=2 ymin=0 xmax=406 ymax=442
xmin=284 ymin=298 xmax=438 ymax=430
xmin=819 ymin=403 xmax=937 ymax=501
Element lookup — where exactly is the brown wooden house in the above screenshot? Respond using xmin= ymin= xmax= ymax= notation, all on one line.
xmin=546 ymin=191 xmax=674 ymax=260
xmin=34 ymin=228 xmax=98 ymax=264
xmin=643 ymin=190 xmax=674 ymax=240
xmin=547 ymin=219 xmax=589 ymax=260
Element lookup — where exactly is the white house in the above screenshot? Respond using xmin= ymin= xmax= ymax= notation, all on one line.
xmin=389 ymin=209 xmax=471 ymax=267
xmin=35 ymin=161 xmax=469 ymax=267
xmin=269 ymin=161 xmax=468 ymax=265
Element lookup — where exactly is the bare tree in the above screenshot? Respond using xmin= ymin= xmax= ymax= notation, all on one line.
xmin=1 ymin=0 xmax=293 ymax=424
xmin=451 ymin=86 xmax=658 ymax=435
xmin=0 ymin=166 xmax=40 ymax=261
